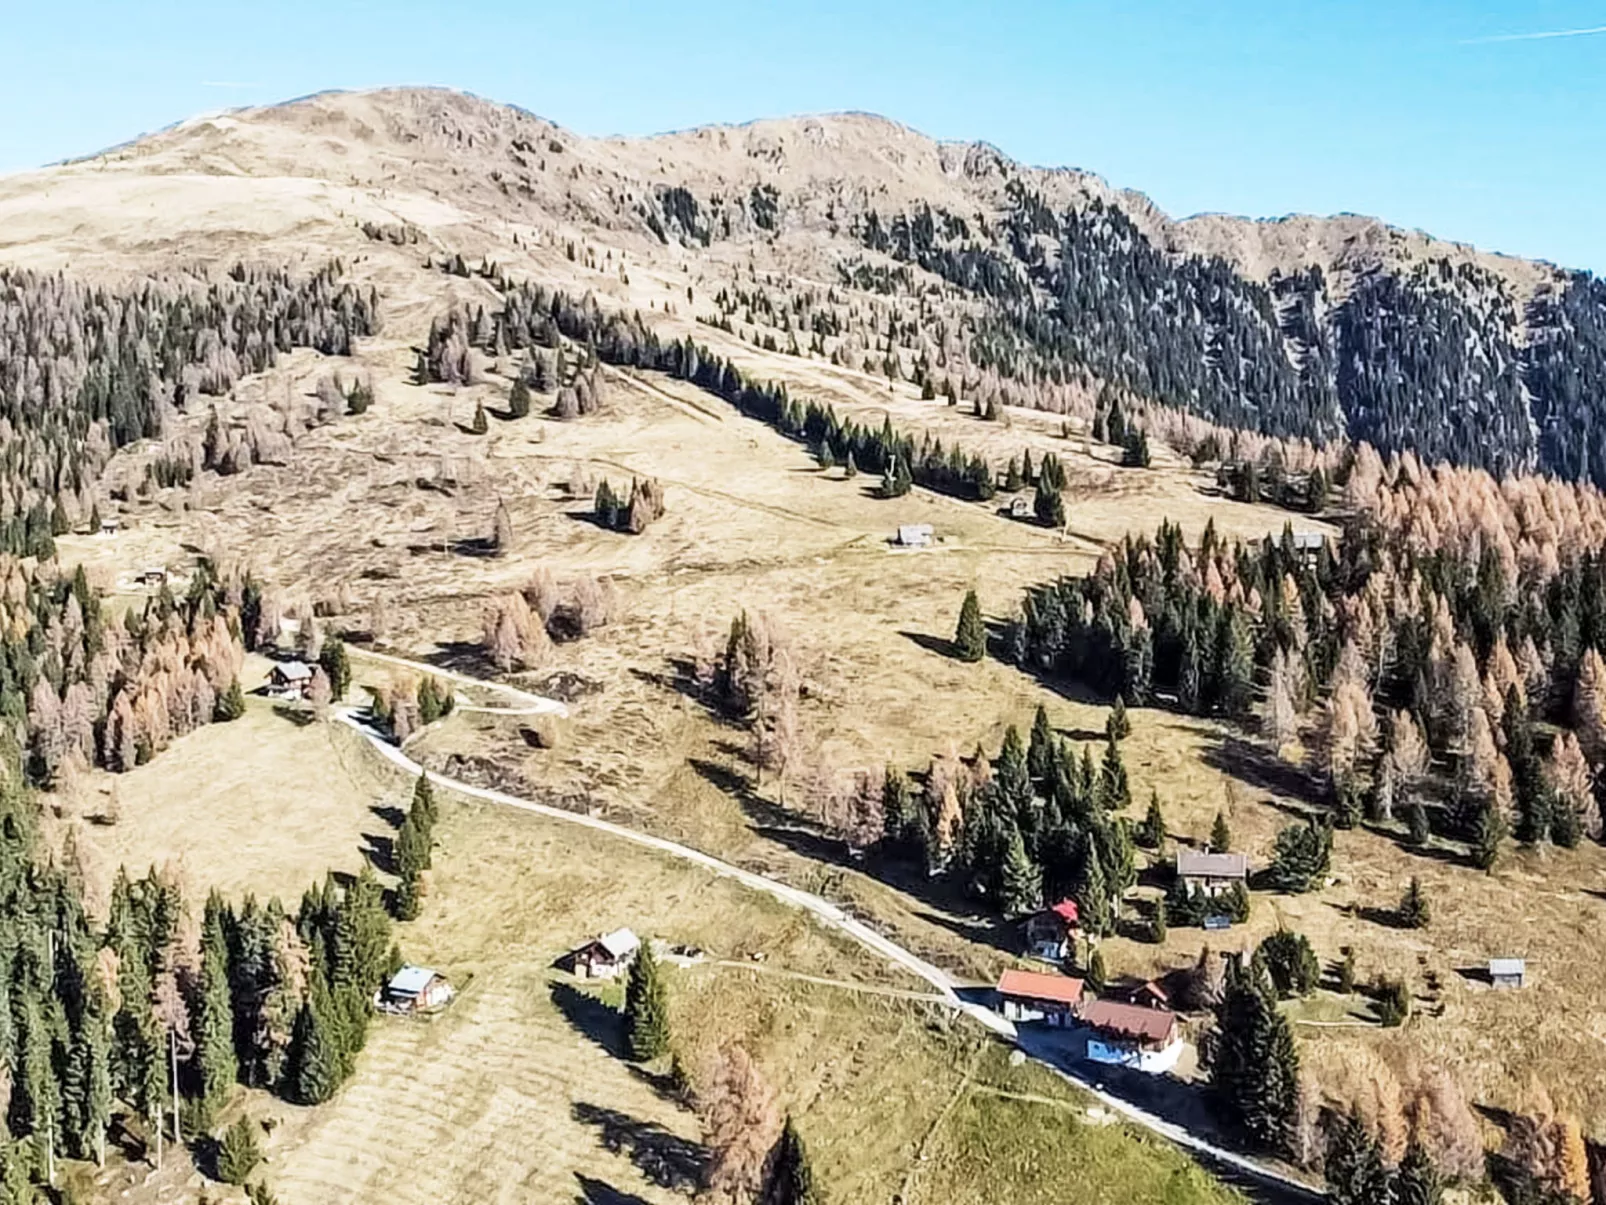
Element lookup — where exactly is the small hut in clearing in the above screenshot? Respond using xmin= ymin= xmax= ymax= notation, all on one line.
xmin=1489 ymin=958 xmax=1527 ymax=989
xmin=380 ymin=966 xmax=454 ymax=1013
xmin=1023 ymin=899 xmax=1080 ymax=962
xmin=567 ymin=928 xmax=641 ymax=980
xmin=1175 ymin=849 xmax=1249 ymax=896
xmin=268 ymin=660 xmax=314 ymax=699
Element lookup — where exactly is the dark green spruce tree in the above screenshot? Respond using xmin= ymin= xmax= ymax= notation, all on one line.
xmin=1027 ymin=704 xmax=1057 ymax=784
xmin=624 ymin=941 xmax=671 ymax=1062
xmin=1106 ymin=694 xmax=1130 ymax=741
xmin=994 ymin=726 xmax=1033 ymax=819
xmin=954 ymin=589 xmax=985 ymax=662
xmin=285 ymin=969 xmax=340 ymax=1106
xmin=1138 ymin=791 xmax=1165 ymax=849
xmin=196 ymin=891 xmax=239 ymax=1111
xmin=318 ymin=637 xmax=351 ymax=701
xmin=1324 ymin=1109 xmax=1392 ymax=1205
xmin=1206 ymin=957 xmax=1300 ymax=1153
xmin=1394 ymin=1138 xmax=1443 ymax=1205
xmin=215 ymin=677 xmax=247 ymax=721
xmin=998 ymin=824 xmax=1043 ymax=918
xmin=1397 ymin=877 xmax=1430 ymax=929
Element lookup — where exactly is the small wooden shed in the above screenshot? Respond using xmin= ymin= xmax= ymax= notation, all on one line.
xmin=1489 ymin=958 xmax=1527 ymax=989
xmin=1023 ymin=899 xmax=1079 ymax=962
xmin=381 ymin=965 xmax=454 ymax=1013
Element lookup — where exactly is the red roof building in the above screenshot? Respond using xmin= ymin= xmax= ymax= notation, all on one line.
xmin=996 ymin=968 xmax=1086 ymax=1027
xmin=1024 ymin=899 xmax=1080 ymax=961
xmin=1075 ymin=998 xmax=1184 ymax=1073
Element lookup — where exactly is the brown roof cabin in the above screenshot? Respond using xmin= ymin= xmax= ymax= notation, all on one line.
xmin=1111 ymin=978 xmax=1170 ymax=1010
xmin=1023 ymin=899 xmax=1080 ymax=962
xmin=268 ymin=660 xmax=314 ymax=699
xmin=566 ymin=928 xmax=641 ymax=980
xmin=996 ymin=968 xmax=1085 ymax=1028
xmin=1075 ymin=998 xmax=1184 ymax=1073
xmin=1175 ymin=849 xmax=1249 ymax=896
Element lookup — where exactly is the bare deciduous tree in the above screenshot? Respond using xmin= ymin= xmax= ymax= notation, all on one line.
xmin=1545 ymin=730 xmax=1601 ymax=839
xmin=1264 ymin=647 xmax=1300 ymax=751
xmin=524 ymin=566 xmax=560 ymax=623
xmin=482 ymin=593 xmax=549 ymax=671
xmin=1406 ymin=1065 xmax=1484 ymax=1182
xmin=1386 ymin=709 xmax=1431 ymax=787
xmin=1573 ymin=646 xmax=1606 ymax=764
xmin=307 ymin=666 xmax=333 ymax=720
xmin=699 ymin=1043 xmax=782 ymax=1203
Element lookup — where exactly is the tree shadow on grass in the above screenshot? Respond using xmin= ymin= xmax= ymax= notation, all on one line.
xmin=1338 ymin=902 xmax=1409 ymax=931
xmin=271 ymin=704 xmax=317 ymax=728
xmin=689 ymin=756 xmax=852 ymax=868
xmin=627 ymin=660 xmax=743 ymax=729
xmin=626 ymin=1063 xmax=687 ymax=1104
xmin=913 ymin=907 xmax=1021 ymax=958
xmin=1199 ymin=733 xmax=1324 ymax=809
xmin=689 ymin=754 xmax=1034 ymax=933
xmin=371 ymin=803 xmax=405 ymax=829
xmin=550 ymin=981 xmax=628 ymax=1060
xmin=899 ymin=629 xmax=956 ymax=659
xmin=571 ymin=1102 xmax=707 ymax=1192
xmin=420 ymin=640 xmax=501 ymax=677
xmin=574 ymin=1175 xmax=653 ymax=1205
xmin=361 ymin=831 xmax=397 ymax=876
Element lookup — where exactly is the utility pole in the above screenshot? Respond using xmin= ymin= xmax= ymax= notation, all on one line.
xmin=171 ymin=1025 xmax=182 ymax=1146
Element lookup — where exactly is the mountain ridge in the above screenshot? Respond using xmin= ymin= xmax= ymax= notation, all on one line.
xmin=42 ymin=86 xmax=1571 ymax=299
xmin=2 ymin=85 xmax=1603 ymax=485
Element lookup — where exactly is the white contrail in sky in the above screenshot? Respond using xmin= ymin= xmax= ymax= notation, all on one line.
xmin=199 ymin=81 xmax=259 ymax=89
xmin=1462 ymin=22 xmax=1606 ymax=43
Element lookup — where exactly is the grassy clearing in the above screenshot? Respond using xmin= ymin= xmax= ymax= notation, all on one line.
xmin=915 ymin=1052 xmax=1245 ymax=1205
xmin=259 ymin=773 xmax=1244 ymax=1204
xmin=63 ymin=698 xmax=387 ymax=905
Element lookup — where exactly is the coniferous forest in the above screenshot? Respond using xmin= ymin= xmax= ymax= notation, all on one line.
xmin=0 ymin=261 xmax=386 ymax=1195
xmin=856 ymin=192 xmax=1606 ymax=485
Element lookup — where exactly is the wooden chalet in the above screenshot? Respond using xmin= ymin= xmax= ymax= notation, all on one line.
xmin=566 ymin=928 xmax=641 ymax=980
xmin=1175 ymin=849 xmax=1249 ymax=896
xmin=268 ymin=660 xmax=314 ymax=699
xmin=380 ymin=965 xmax=454 ymax=1013
xmin=996 ymin=968 xmax=1085 ymax=1028
xmin=1023 ymin=899 xmax=1080 ymax=962
xmin=1075 ymin=998 xmax=1183 ymax=1073
xmin=1111 ymin=978 xmax=1171 ymax=1011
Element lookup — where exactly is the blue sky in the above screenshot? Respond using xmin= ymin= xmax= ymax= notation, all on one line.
xmin=5 ymin=1 xmax=1604 ymax=270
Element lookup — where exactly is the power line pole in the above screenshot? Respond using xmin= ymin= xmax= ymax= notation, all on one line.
xmin=171 ymin=1025 xmax=182 ymax=1147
